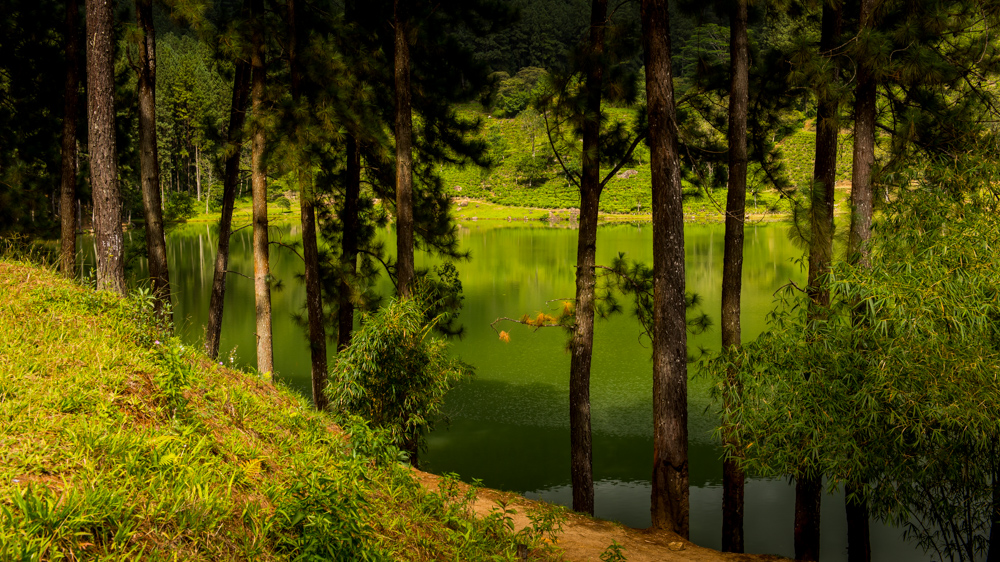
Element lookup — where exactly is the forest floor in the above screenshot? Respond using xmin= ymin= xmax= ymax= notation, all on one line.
xmin=413 ymin=470 xmax=787 ymax=562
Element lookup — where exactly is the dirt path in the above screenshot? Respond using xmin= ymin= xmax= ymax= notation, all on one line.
xmin=413 ymin=471 xmax=786 ymax=562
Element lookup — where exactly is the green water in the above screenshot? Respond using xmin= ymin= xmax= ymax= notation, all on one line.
xmin=83 ymin=220 xmax=920 ymax=560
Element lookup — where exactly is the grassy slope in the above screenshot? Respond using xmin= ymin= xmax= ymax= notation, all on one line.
xmin=439 ymin=106 xmax=854 ymax=221
xmin=0 ymin=260 xmax=560 ymax=561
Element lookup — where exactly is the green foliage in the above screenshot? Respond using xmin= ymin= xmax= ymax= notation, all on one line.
xmin=596 ymin=253 xmax=712 ymax=356
xmin=599 ymin=539 xmax=628 ymax=562
xmin=326 ymin=297 xmax=473 ymax=460
xmin=705 ymin=188 xmax=1000 ymax=560
xmin=163 ymin=190 xmax=196 ymax=222
xmin=489 ymin=67 xmax=549 ymax=118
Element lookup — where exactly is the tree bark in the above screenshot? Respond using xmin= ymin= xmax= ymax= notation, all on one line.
xmin=566 ymin=0 xmax=608 ymax=517
xmin=846 ymin=481 xmax=871 ymax=562
xmin=288 ymin=0 xmax=329 ymax=411
xmin=796 ymin=5 xmax=842 ymax=558
xmin=250 ymin=0 xmax=274 ymax=376
xmin=394 ymin=0 xmax=415 ymax=298
xmin=806 ymin=2 xmax=842 ymax=308
xmin=795 ymin=474 xmax=823 ymax=561
xmin=849 ymin=0 xmax=876 ymax=266
xmin=721 ymin=0 xmax=749 ymax=552
xmin=845 ymin=2 xmax=876 ymax=560
xmin=87 ymin=0 xmax=125 ymax=295
xmin=136 ymin=0 xmax=172 ymax=316
xmin=205 ymin=56 xmax=251 ymax=359
xmin=59 ymin=0 xmax=80 ymax=279
xmin=643 ymin=0 xmax=689 ymax=537
xmin=339 ymin=135 xmax=362 ymax=351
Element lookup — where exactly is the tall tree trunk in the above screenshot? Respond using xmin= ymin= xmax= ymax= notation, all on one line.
xmin=643 ymin=0 xmax=689 ymax=537
xmin=394 ymin=0 xmax=415 ymax=298
xmin=798 ymin=4 xmax=842 ymax=559
xmin=567 ymin=0 xmax=607 ymax=517
xmin=136 ymin=0 xmax=172 ymax=316
xmin=59 ymin=0 xmax=80 ymax=279
xmin=87 ymin=0 xmax=125 ymax=295
xmin=339 ymin=135 xmax=361 ymax=351
xmin=250 ymin=0 xmax=274 ymax=377
xmin=205 ymin=57 xmax=251 ymax=359
xmin=721 ymin=0 xmax=749 ymax=552
xmin=288 ymin=0 xmax=329 ymax=411
xmin=846 ymin=2 xmax=877 ymax=558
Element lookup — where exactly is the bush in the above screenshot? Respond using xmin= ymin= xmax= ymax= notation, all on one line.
xmin=325 ymin=297 xmax=472 ymax=463
xmin=164 ymin=191 xmax=196 ymax=222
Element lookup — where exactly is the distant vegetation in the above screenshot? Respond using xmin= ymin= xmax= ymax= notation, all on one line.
xmin=438 ymin=104 xmax=853 ymax=218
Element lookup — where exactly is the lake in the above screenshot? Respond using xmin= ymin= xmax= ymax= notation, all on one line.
xmin=83 ymin=219 xmax=921 ymax=560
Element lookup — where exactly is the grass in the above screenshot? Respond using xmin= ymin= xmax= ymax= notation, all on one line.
xmin=185 ymin=196 xmax=295 ymax=225
xmin=0 ymin=248 xmax=565 ymax=560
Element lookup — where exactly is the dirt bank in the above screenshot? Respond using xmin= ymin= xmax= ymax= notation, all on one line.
xmin=413 ymin=471 xmax=787 ymax=562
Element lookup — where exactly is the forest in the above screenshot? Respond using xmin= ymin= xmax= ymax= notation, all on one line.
xmin=1 ymin=0 xmax=999 ymax=560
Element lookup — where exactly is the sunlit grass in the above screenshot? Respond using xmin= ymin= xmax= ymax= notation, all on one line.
xmin=0 ymin=257 xmax=564 ymax=560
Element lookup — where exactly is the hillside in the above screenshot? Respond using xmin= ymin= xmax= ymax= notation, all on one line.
xmin=0 ymin=258 xmax=790 ymax=561
xmin=439 ymin=106 xmax=854 ymax=220
xmin=0 ymin=258 xmax=556 ymax=560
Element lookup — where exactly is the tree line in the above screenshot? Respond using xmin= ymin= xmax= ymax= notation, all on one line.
xmin=2 ymin=0 xmax=1000 ymax=560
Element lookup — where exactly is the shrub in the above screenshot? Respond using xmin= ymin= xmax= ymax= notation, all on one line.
xmin=164 ymin=191 xmax=196 ymax=222
xmin=325 ymin=297 xmax=472 ymax=463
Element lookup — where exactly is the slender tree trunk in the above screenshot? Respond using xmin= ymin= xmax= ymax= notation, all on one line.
xmin=250 ymin=0 xmax=273 ymax=376
xmin=136 ymin=0 xmax=171 ymax=315
xmin=394 ymin=0 xmax=415 ymax=298
xmin=643 ymin=0 xmax=689 ymax=537
xmin=288 ymin=0 xmax=329 ymax=411
xmin=567 ymin=0 xmax=607 ymax=517
xmin=796 ymin=5 xmax=842 ymax=559
xmin=339 ymin=135 xmax=361 ymax=351
xmin=205 ymin=57 xmax=251 ymax=358
xmin=846 ymin=482 xmax=871 ymax=562
xmin=721 ymin=0 xmax=749 ymax=552
xmin=196 ymin=145 xmax=202 ymax=201
xmin=59 ymin=0 xmax=80 ymax=279
xmin=806 ymin=2 xmax=842 ymax=308
xmin=849 ymin=0 xmax=876 ymax=267
xmin=87 ymin=0 xmax=125 ymax=295
xmin=846 ymin=2 xmax=876 ymax=558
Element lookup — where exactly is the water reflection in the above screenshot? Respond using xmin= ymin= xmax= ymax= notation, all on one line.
xmin=81 ymin=220 xmax=920 ymax=560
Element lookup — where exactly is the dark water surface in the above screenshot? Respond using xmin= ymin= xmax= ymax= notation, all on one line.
xmin=84 ymin=220 xmax=922 ymax=560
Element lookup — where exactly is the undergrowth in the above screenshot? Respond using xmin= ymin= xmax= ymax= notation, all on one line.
xmin=0 ymin=255 xmax=562 ymax=561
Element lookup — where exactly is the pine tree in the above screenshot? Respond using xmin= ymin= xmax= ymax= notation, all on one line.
xmin=394 ymin=0 xmax=416 ymax=298
xmin=250 ymin=0 xmax=273 ymax=377
xmin=87 ymin=0 xmax=125 ymax=295
xmin=205 ymin=0 xmax=252 ymax=360
xmin=287 ymin=0 xmax=328 ymax=410
xmin=135 ymin=0 xmax=171 ymax=315
xmin=643 ymin=0 xmax=690 ymax=537
xmin=721 ymin=0 xmax=749 ymax=551
xmin=59 ymin=0 xmax=81 ymax=278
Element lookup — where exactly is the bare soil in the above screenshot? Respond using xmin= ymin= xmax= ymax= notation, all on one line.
xmin=413 ymin=470 xmax=788 ymax=562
